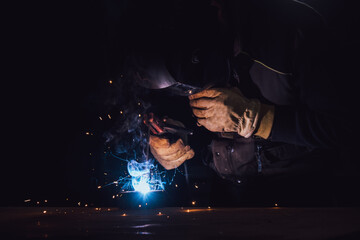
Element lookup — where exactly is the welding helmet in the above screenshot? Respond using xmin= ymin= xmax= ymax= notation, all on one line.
xmin=127 ymin=19 xmax=233 ymax=96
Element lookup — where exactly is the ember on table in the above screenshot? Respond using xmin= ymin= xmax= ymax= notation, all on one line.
xmin=1 ymin=207 xmax=360 ymax=239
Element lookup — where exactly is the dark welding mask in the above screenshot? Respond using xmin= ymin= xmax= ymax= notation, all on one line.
xmin=128 ymin=31 xmax=232 ymax=96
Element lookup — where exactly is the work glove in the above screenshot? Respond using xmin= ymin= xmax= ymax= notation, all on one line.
xmin=189 ymin=88 xmax=274 ymax=139
xmin=149 ymin=119 xmax=195 ymax=170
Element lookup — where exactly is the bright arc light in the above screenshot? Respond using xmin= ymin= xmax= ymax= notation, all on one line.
xmin=127 ymin=160 xmax=163 ymax=195
xmin=132 ymin=174 xmax=151 ymax=195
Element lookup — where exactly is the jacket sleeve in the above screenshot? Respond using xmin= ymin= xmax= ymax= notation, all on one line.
xmin=270 ymin=23 xmax=348 ymax=148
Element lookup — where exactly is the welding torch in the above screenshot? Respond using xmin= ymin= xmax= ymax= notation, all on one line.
xmin=143 ymin=112 xmax=193 ymax=186
xmin=143 ymin=112 xmax=193 ymax=137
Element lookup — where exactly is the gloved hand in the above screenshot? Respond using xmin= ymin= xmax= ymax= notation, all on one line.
xmin=189 ymin=87 xmax=274 ymax=138
xmin=149 ymin=119 xmax=195 ymax=170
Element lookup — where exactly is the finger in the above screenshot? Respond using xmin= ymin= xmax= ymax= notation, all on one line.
xmin=158 ymin=148 xmax=195 ymax=170
xmin=156 ymin=145 xmax=190 ymax=161
xmin=197 ymin=118 xmax=207 ymax=127
xmin=151 ymin=138 xmax=184 ymax=156
xmin=197 ymin=117 xmax=221 ymax=132
xmin=149 ymin=135 xmax=170 ymax=148
xmin=151 ymin=146 xmax=183 ymax=160
xmin=189 ymin=98 xmax=216 ymax=109
xmin=192 ymin=107 xmax=215 ymax=118
xmin=188 ymin=89 xmax=222 ymax=100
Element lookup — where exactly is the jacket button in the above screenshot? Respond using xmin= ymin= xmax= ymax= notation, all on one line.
xmin=215 ymin=152 xmax=220 ymax=156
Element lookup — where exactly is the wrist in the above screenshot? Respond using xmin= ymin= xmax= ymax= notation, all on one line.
xmin=236 ymin=99 xmax=261 ymax=138
xmin=254 ymin=103 xmax=275 ymax=139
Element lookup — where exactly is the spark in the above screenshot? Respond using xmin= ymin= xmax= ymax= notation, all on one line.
xmin=99 ymin=116 xmax=103 ymax=120
xmin=109 ymin=80 xmax=113 ymax=84
xmin=108 ymin=152 xmax=165 ymax=195
xmin=194 ymin=184 xmax=199 ymax=189
xmin=97 ymin=186 xmax=102 ymax=189
xmin=274 ymin=203 xmax=278 ymax=207
xmin=24 ymin=199 xmax=31 ymax=203
xmin=43 ymin=210 xmax=47 ymax=214
xmin=108 ymin=114 xmax=111 ymax=119
xmin=122 ymin=213 xmax=127 ymax=216
xmin=85 ymin=132 xmax=90 ymax=135
xmin=138 ymin=204 xmax=142 ymax=208
xmin=191 ymin=201 xmax=196 ymax=205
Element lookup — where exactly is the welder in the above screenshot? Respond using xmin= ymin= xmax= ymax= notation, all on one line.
xmin=127 ymin=0 xmax=355 ymax=204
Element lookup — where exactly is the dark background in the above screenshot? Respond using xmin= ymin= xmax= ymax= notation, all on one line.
xmin=2 ymin=0 xmax=359 ymax=207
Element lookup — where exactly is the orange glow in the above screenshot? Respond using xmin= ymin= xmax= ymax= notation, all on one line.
xmin=182 ymin=208 xmax=214 ymax=213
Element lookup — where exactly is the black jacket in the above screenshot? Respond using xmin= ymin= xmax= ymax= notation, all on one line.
xmin=207 ymin=0 xmax=350 ymax=182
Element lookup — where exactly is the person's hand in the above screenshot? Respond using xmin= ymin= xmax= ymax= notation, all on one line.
xmin=189 ymin=88 xmax=261 ymax=138
xmin=149 ymin=119 xmax=195 ymax=170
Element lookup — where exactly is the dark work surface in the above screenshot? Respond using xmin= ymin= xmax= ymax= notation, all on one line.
xmin=1 ymin=207 xmax=360 ymax=239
